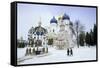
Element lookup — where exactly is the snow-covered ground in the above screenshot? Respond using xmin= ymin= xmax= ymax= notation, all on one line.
xmin=17 ymin=46 xmax=96 ymax=65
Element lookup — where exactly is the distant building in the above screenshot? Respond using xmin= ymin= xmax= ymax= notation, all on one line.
xmin=17 ymin=37 xmax=28 ymax=48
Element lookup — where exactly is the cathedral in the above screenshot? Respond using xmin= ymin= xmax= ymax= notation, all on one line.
xmin=25 ymin=13 xmax=76 ymax=55
xmin=47 ymin=13 xmax=76 ymax=49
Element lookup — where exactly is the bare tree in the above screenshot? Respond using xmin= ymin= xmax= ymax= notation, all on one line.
xmin=74 ymin=20 xmax=85 ymax=48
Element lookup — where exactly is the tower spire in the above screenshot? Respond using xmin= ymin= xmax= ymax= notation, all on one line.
xmin=38 ymin=16 xmax=42 ymax=26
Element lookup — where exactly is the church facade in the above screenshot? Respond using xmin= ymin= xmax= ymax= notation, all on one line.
xmin=25 ymin=13 xmax=76 ymax=55
xmin=47 ymin=13 xmax=76 ymax=49
xmin=25 ymin=20 xmax=48 ymax=55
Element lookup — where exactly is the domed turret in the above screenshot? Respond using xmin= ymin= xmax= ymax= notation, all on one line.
xmin=62 ymin=13 xmax=70 ymax=20
xmin=50 ymin=16 xmax=57 ymax=24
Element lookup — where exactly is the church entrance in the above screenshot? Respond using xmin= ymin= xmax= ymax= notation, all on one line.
xmin=35 ymin=40 xmax=42 ymax=47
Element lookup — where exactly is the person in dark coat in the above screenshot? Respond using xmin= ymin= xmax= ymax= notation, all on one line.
xmin=70 ymin=48 xmax=73 ymax=56
xmin=67 ymin=49 xmax=69 ymax=56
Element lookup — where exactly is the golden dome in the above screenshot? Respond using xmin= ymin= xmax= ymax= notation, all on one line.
xmin=58 ymin=15 xmax=63 ymax=20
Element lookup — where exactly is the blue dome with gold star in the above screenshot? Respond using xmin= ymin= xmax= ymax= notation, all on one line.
xmin=50 ymin=16 xmax=57 ymax=24
xmin=62 ymin=13 xmax=70 ymax=20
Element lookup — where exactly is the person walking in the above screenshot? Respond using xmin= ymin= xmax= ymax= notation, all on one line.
xmin=70 ymin=48 xmax=73 ymax=56
xmin=67 ymin=48 xmax=69 ymax=56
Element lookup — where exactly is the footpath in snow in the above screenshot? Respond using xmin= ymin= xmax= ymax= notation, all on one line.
xmin=17 ymin=46 xmax=96 ymax=65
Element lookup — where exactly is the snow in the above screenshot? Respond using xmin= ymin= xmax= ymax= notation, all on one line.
xmin=17 ymin=46 xmax=96 ymax=65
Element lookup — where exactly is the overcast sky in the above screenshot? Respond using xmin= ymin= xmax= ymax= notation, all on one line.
xmin=17 ymin=3 xmax=96 ymax=40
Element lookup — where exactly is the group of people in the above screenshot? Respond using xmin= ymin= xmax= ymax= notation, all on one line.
xmin=67 ymin=48 xmax=73 ymax=56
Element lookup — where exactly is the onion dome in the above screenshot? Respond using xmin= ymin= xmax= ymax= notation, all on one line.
xmin=62 ymin=13 xmax=70 ymax=20
xmin=50 ymin=16 xmax=57 ymax=24
xmin=58 ymin=15 xmax=62 ymax=20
